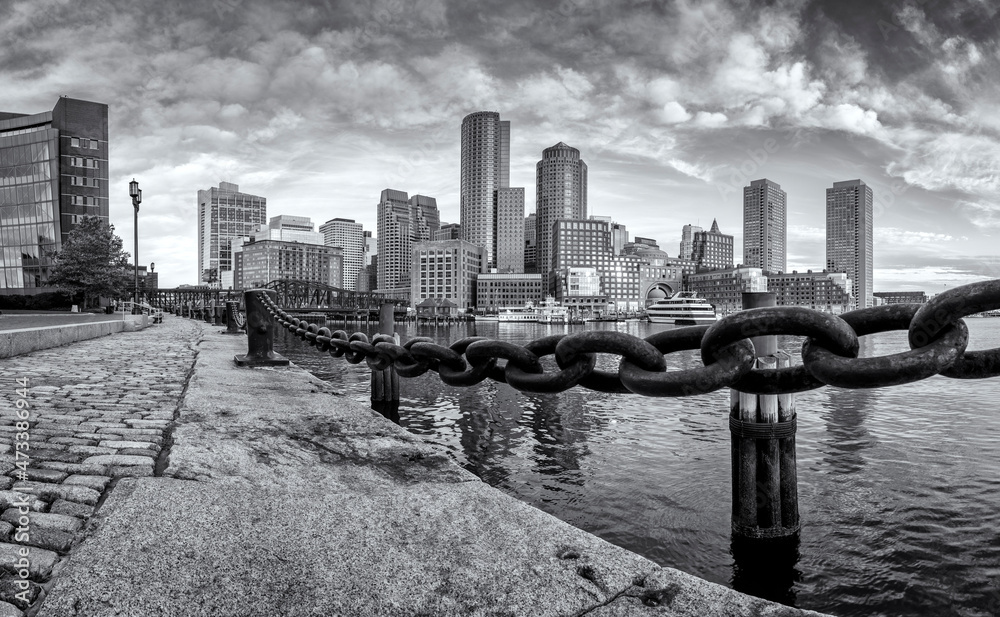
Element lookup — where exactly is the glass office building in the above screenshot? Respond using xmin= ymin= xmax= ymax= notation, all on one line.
xmin=0 ymin=97 xmax=109 ymax=293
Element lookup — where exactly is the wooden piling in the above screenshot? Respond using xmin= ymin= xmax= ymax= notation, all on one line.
xmin=371 ymin=303 xmax=400 ymax=405
xmin=730 ymin=292 xmax=799 ymax=539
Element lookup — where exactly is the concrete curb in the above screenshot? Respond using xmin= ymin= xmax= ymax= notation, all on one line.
xmin=38 ymin=326 xmax=835 ymax=616
xmin=0 ymin=315 xmax=151 ymax=359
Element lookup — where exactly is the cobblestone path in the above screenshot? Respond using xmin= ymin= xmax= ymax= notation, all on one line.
xmin=0 ymin=316 xmax=203 ymax=615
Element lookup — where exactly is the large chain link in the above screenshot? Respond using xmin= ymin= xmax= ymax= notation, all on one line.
xmin=255 ymin=278 xmax=1000 ymax=396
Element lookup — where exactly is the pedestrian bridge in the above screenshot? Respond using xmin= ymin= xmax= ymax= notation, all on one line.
xmin=146 ymin=279 xmax=408 ymax=312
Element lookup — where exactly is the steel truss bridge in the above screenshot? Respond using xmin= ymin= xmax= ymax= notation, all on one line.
xmin=145 ymin=280 xmax=407 ymax=315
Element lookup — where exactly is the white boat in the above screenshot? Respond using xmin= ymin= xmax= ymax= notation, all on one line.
xmin=474 ymin=314 xmax=499 ymax=322
xmin=497 ymin=302 xmax=540 ymax=323
xmin=646 ymin=292 xmax=718 ymax=325
xmin=536 ymin=296 xmax=569 ymax=324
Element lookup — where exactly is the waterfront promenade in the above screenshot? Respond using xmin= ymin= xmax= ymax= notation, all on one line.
xmin=0 ymin=315 xmax=830 ymax=616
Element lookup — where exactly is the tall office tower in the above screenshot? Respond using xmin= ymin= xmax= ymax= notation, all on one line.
xmin=680 ymin=224 xmax=703 ymax=260
xmin=266 ymin=215 xmax=323 ymax=244
xmin=826 ymin=179 xmax=874 ymax=309
xmin=496 ymin=187 xmax=525 ymax=273
xmin=536 ymin=142 xmax=587 ymax=276
xmin=743 ymin=178 xmax=786 ymax=274
xmin=410 ymin=194 xmax=440 ymax=242
xmin=197 ymin=182 xmax=267 ymax=286
xmin=524 ymin=213 xmax=537 ymax=273
xmin=0 ymin=97 xmax=108 ymax=293
xmin=610 ymin=222 xmax=628 ymax=256
xmin=691 ymin=219 xmax=734 ymax=272
xmin=434 ymin=223 xmax=461 ymax=241
xmin=377 ymin=189 xmax=413 ymax=291
xmin=376 ymin=190 xmax=440 ymax=290
xmin=460 ymin=111 xmax=509 ymax=268
xmin=320 ymin=218 xmax=365 ymax=291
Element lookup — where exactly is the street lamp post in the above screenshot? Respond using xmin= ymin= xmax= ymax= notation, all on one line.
xmin=128 ymin=179 xmax=142 ymax=309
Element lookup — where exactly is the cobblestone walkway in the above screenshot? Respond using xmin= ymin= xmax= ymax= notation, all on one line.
xmin=0 ymin=316 xmax=203 ymax=615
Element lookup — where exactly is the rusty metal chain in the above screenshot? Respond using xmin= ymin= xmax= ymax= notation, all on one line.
xmin=254 ymin=279 xmax=1000 ymax=396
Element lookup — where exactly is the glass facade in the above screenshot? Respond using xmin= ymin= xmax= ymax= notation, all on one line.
xmin=0 ymin=97 xmax=109 ymax=293
xmin=0 ymin=134 xmax=59 ymax=288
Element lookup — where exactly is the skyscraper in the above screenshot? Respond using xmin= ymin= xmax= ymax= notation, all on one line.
xmin=0 ymin=96 xmax=108 ymax=293
xmin=743 ymin=178 xmax=786 ymax=274
xmin=826 ymin=179 xmax=874 ymax=309
xmin=319 ymin=218 xmax=365 ymax=291
xmin=680 ymin=224 xmax=703 ymax=260
xmin=376 ymin=189 xmax=440 ymax=291
xmin=197 ymin=182 xmax=267 ymax=287
xmin=536 ymin=142 xmax=587 ymax=276
xmin=460 ymin=111 xmax=509 ymax=268
xmin=691 ymin=219 xmax=734 ymax=272
xmin=495 ymin=187 xmax=524 ymax=273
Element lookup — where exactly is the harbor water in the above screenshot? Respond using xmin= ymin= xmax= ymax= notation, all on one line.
xmin=275 ymin=318 xmax=1000 ymax=617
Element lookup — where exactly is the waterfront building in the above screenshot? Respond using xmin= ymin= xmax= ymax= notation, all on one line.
xmin=827 ymin=179 xmax=874 ymax=309
xmin=0 ymin=96 xmax=108 ymax=293
xmin=768 ymin=270 xmax=852 ymax=314
xmin=258 ymin=215 xmax=323 ymax=245
xmin=551 ymin=218 xmax=640 ymax=309
xmin=623 ymin=237 xmax=659 ymax=255
xmin=496 ymin=187 xmax=525 ymax=273
xmin=873 ymin=291 xmax=927 ymax=304
xmin=685 ymin=266 xmax=767 ymax=316
xmin=524 ymin=214 xmax=537 ymax=273
xmin=632 ymin=246 xmax=696 ymax=304
xmin=197 ymin=182 xmax=267 ymax=287
xmin=235 ymin=239 xmax=343 ymax=290
xmin=551 ymin=266 xmax=608 ymax=316
xmin=680 ymin=224 xmax=702 ymax=260
xmin=536 ymin=142 xmax=587 ymax=277
xmin=411 ymin=239 xmax=487 ymax=311
xmin=433 ymin=222 xmax=461 ymax=241
xmin=377 ymin=189 xmax=440 ymax=291
xmin=743 ymin=178 xmax=786 ymax=274
xmin=319 ymin=218 xmax=365 ymax=291
xmin=691 ymin=219 xmax=734 ymax=272
xmin=475 ymin=273 xmax=545 ymax=311
xmin=460 ymin=111 xmax=509 ymax=269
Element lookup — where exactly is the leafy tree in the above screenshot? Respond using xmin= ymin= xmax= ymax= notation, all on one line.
xmin=48 ymin=216 xmax=133 ymax=310
xmin=202 ymin=268 xmax=219 ymax=285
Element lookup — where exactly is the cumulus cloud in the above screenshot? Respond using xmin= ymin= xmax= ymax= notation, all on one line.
xmin=0 ymin=0 xmax=994 ymax=291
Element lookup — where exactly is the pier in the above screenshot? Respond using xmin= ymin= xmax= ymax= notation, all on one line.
xmin=0 ymin=313 xmax=834 ymax=616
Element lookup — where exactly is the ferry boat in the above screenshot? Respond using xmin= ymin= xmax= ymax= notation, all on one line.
xmin=497 ymin=303 xmax=540 ymax=323
xmin=537 ymin=297 xmax=569 ymax=324
xmin=645 ymin=292 xmax=719 ymax=325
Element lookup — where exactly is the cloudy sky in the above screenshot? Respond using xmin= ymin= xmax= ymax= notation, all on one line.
xmin=2 ymin=0 xmax=998 ymax=290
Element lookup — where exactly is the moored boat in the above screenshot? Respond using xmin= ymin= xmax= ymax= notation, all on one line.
xmin=646 ymin=291 xmax=718 ymax=325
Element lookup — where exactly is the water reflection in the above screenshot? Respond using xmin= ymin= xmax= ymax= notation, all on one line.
xmin=273 ymin=320 xmax=1000 ymax=617
xmin=731 ymin=534 xmax=803 ymax=606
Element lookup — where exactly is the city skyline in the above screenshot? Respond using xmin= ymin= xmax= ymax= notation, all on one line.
xmin=1 ymin=0 xmax=997 ymax=290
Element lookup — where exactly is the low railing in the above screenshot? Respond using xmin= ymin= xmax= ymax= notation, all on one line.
xmin=231 ymin=279 xmax=1000 ymax=543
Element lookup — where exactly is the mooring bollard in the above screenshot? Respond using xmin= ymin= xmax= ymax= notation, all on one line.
xmin=234 ymin=289 xmax=289 ymax=367
xmin=730 ymin=292 xmax=799 ymax=539
xmin=222 ymin=301 xmax=241 ymax=334
xmin=371 ymin=303 xmax=400 ymax=420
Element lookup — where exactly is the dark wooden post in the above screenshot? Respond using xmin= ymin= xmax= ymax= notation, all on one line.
xmin=371 ymin=303 xmax=400 ymax=407
xmin=234 ymin=289 xmax=289 ymax=367
xmin=730 ymin=292 xmax=799 ymax=539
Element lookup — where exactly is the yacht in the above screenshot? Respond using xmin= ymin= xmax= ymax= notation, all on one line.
xmin=497 ymin=302 xmax=540 ymax=323
xmin=645 ymin=292 xmax=718 ymax=325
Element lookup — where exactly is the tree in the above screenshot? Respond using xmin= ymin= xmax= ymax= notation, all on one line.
xmin=48 ymin=216 xmax=133 ymax=310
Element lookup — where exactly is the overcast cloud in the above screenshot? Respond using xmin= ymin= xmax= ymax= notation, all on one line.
xmin=1 ymin=0 xmax=997 ymax=290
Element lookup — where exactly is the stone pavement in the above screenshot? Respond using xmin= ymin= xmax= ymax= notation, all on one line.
xmin=0 ymin=316 xmax=202 ymax=615
xmin=0 ymin=316 xmax=832 ymax=616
